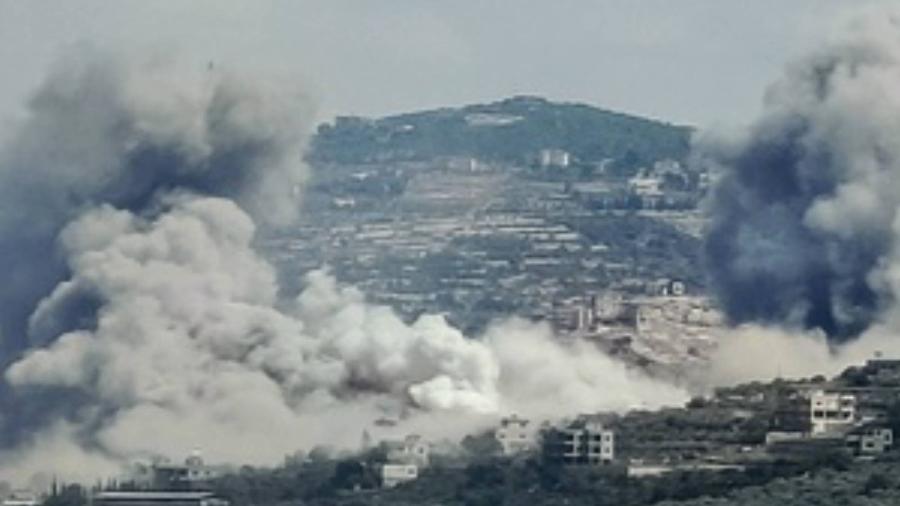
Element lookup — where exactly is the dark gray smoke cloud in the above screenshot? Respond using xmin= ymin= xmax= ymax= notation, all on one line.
xmin=0 ymin=46 xmax=311 ymax=356
xmin=0 ymin=46 xmax=312 ymax=449
xmin=702 ymin=10 xmax=900 ymax=342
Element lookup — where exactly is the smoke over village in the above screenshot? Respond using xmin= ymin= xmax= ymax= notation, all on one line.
xmin=0 ymin=48 xmax=684 ymax=484
xmin=703 ymin=9 xmax=900 ymax=384
xmin=2 ymin=3 xmax=900 ymax=506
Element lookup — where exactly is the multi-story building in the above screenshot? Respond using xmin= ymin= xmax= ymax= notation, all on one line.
xmin=379 ymin=434 xmax=430 ymax=488
xmin=846 ymin=425 xmax=893 ymax=455
xmin=384 ymin=434 xmax=430 ymax=467
xmin=380 ymin=464 xmax=419 ymax=488
xmin=495 ymin=415 xmax=536 ymax=455
xmin=126 ymin=452 xmax=220 ymax=491
xmin=543 ymin=420 xmax=614 ymax=465
xmin=539 ymin=149 xmax=571 ymax=168
xmin=768 ymin=386 xmax=894 ymax=458
xmin=810 ymin=391 xmax=856 ymax=435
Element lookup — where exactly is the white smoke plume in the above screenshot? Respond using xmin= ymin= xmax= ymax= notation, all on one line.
xmin=0 ymin=49 xmax=684 ymax=485
xmin=1 ymin=196 xmax=684 ymax=483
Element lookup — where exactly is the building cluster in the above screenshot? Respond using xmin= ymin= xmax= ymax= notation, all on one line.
xmin=124 ymin=452 xmax=223 ymax=492
xmin=492 ymin=415 xmax=616 ymax=467
xmin=495 ymin=414 xmax=536 ymax=456
xmin=378 ymin=434 xmax=431 ymax=488
xmin=622 ymin=357 xmax=900 ymax=477
xmin=263 ymin=155 xmax=715 ymax=374
xmin=363 ymin=414 xmax=617 ymax=487
xmin=9 ymin=358 xmax=900 ymax=502
xmin=0 ymin=453 xmax=231 ymax=506
xmin=555 ymin=281 xmax=723 ymax=371
xmin=0 ymin=491 xmax=38 ymax=506
xmin=475 ymin=357 xmax=900 ymax=481
xmin=542 ymin=420 xmax=615 ymax=466
xmin=570 ymin=160 xmax=706 ymax=211
xmin=764 ymin=360 xmax=900 ymax=459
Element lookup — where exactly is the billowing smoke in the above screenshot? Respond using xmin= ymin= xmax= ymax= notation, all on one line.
xmin=0 ymin=48 xmax=683 ymax=485
xmin=0 ymin=45 xmax=311 ymax=357
xmin=702 ymin=9 xmax=900 ymax=342
xmin=2 ymin=197 xmax=683 ymax=483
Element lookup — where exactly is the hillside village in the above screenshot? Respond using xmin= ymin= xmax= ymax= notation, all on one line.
xmin=263 ymin=96 xmax=716 ymax=377
xmin=5 ymin=97 xmax=888 ymax=506
xmin=12 ymin=355 xmax=900 ymax=506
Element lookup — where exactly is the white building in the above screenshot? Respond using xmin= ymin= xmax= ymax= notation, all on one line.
xmin=495 ymin=415 xmax=536 ymax=455
xmin=810 ymin=391 xmax=856 ymax=435
xmin=380 ymin=464 xmax=418 ymax=488
xmin=539 ymin=149 xmax=571 ymax=168
xmin=628 ymin=176 xmax=663 ymax=196
xmin=847 ymin=426 xmax=893 ymax=455
xmin=384 ymin=434 xmax=430 ymax=467
xmin=93 ymin=491 xmax=228 ymax=506
xmin=379 ymin=434 xmax=429 ymax=488
xmin=546 ymin=421 xmax=614 ymax=465
xmin=2 ymin=492 xmax=37 ymax=506
xmin=125 ymin=451 xmax=221 ymax=490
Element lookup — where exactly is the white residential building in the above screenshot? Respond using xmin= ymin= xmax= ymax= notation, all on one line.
xmin=546 ymin=421 xmax=615 ymax=465
xmin=379 ymin=434 xmax=429 ymax=488
xmin=384 ymin=434 xmax=429 ymax=467
xmin=380 ymin=464 xmax=419 ymax=488
xmin=539 ymin=149 xmax=571 ymax=168
xmin=810 ymin=390 xmax=856 ymax=435
xmin=846 ymin=426 xmax=893 ymax=455
xmin=495 ymin=415 xmax=536 ymax=455
xmin=2 ymin=492 xmax=37 ymax=506
xmin=628 ymin=176 xmax=663 ymax=196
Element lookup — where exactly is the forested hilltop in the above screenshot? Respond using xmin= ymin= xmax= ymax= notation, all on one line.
xmin=310 ymin=95 xmax=692 ymax=168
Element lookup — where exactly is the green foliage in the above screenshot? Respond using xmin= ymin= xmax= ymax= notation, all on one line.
xmin=862 ymin=472 xmax=889 ymax=496
xmin=310 ymin=96 xmax=692 ymax=167
xmin=212 ymin=460 xmax=338 ymax=505
xmin=210 ymin=450 xmax=889 ymax=506
xmin=42 ymin=485 xmax=87 ymax=506
xmin=330 ymin=459 xmax=379 ymax=491
xmin=654 ymin=461 xmax=900 ymax=506
xmin=561 ymin=214 xmax=703 ymax=289
xmin=460 ymin=431 xmax=503 ymax=462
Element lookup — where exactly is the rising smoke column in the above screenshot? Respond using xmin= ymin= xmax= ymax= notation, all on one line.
xmin=702 ymin=10 xmax=900 ymax=341
xmin=0 ymin=47 xmax=684 ymax=484
xmin=0 ymin=46 xmax=313 ymax=453
xmin=0 ymin=45 xmax=311 ymax=356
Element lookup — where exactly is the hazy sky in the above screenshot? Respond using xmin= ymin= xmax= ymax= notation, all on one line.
xmin=0 ymin=1 xmax=885 ymax=129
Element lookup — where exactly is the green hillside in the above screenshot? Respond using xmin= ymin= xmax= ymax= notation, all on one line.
xmin=310 ymin=96 xmax=693 ymax=167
